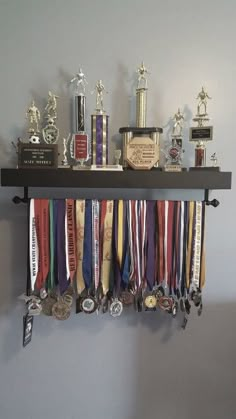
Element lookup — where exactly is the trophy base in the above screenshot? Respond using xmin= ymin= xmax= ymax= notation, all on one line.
xmin=164 ymin=165 xmax=186 ymax=172
xmin=72 ymin=165 xmax=91 ymax=170
xmin=189 ymin=166 xmax=220 ymax=171
xmin=124 ymin=166 xmax=162 ymax=171
xmin=91 ymin=164 xmax=123 ymax=171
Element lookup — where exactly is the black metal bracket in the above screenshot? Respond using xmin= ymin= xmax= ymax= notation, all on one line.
xmin=204 ymin=189 xmax=220 ymax=207
xmin=12 ymin=187 xmax=29 ymax=204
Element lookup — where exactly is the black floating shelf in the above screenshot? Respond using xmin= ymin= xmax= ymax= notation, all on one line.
xmin=0 ymin=168 xmax=232 ymax=190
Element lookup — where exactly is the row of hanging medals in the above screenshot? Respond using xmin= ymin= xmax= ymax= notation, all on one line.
xmin=27 ymin=199 xmax=206 ymax=328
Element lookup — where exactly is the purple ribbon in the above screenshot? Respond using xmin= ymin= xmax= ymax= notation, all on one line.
xmin=57 ymin=200 xmax=70 ymax=294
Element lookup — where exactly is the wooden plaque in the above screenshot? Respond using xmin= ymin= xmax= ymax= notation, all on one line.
xmin=126 ymin=136 xmax=159 ymax=170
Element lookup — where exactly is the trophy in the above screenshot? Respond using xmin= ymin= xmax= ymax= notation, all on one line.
xmin=42 ymin=91 xmax=59 ymax=144
xmin=91 ymin=79 xmax=109 ymax=169
xmin=163 ymin=109 xmax=185 ymax=171
xmin=189 ymin=87 xmax=217 ymax=170
xmin=63 ymin=68 xmax=90 ymax=168
xmin=119 ymin=62 xmax=162 ymax=170
xmin=16 ymin=99 xmax=58 ymax=169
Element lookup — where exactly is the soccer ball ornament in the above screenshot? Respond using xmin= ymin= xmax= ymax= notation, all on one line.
xmin=29 ymin=134 xmax=40 ymax=144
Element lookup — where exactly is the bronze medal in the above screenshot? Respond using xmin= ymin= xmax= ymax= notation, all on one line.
xmin=158 ymin=296 xmax=173 ymax=312
xmin=52 ymin=298 xmax=71 ymax=321
xmin=41 ymin=295 xmax=57 ymax=316
xmin=120 ymin=290 xmax=134 ymax=306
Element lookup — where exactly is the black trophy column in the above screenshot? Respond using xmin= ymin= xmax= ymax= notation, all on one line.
xmin=75 ymin=94 xmax=86 ymax=132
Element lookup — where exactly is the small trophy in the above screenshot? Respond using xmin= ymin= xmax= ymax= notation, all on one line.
xmin=42 ymin=91 xmax=59 ymax=144
xmin=163 ymin=109 xmax=185 ymax=172
xmin=189 ymin=87 xmax=216 ymax=170
xmin=64 ymin=68 xmax=90 ymax=168
xmin=16 ymin=99 xmax=58 ymax=169
xmin=91 ymin=79 xmax=109 ymax=169
xmin=119 ymin=62 xmax=162 ymax=170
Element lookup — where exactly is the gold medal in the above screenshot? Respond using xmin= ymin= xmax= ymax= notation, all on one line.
xmin=144 ymin=294 xmax=157 ymax=309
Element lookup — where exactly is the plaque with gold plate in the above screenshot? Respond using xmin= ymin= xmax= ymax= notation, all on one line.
xmin=119 ymin=62 xmax=162 ymax=170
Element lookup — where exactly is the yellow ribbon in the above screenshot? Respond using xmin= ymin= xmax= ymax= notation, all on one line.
xmin=76 ymin=200 xmax=85 ymax=294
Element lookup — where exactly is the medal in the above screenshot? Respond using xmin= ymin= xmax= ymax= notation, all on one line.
xmin=27 ymin=296 xmax=42 ymax=316
xmin=62 ymin=293 xmax=73 ymax=307
xmin=40 ymin=288 xmax=47 ymax=300
xmin=154 ymin=285 xmax=165 ymax=300
xmin=80 ymin=296 xmax=97 ymax=314
xmin=144 ymin=294 xmax=157 ymax=310
xmin=110 ymin=299 xmax=123 ymax=317
xmin=52 ymin=297 xmax=71 ymax=320
xmin=120 ymin=290 xmax=134 ymax=306
xmin=158 ymin=296 xmax=173 ymax=312
xmin=41 ymin=295 xmax=57 ymax=316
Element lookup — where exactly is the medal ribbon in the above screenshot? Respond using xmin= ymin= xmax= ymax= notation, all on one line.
xmin=145 ymin=200 xmax=156 ymax=290
xmin=92 ymin=200 xmax=100 ymax=291
xmin=100 ymin=200 xmax=114 ymax=295
xmin=178 ymin=201 xmax=185 ymax=293
xmin=173 ymin=201 xmax=181 ymax=292
xmin=82 ymin=200 xmax=92 ymax=290
xmin=128 ymin=201 xmax=135 ymax=285
xmin=157 ymin=201 xmax=165 ymax=284
xmin=65 ymin=199 xmax=77 ymax=282
xmin=47 ymin=200 xmax=55 ymax=291
xmin=29 ymin=199 xmax=39 ymax=291
xmin=34 ymin=200 xmax=49 ymax=290
xmin=186 ymin=201 xmax=194 ymax=290
xmin=191 ymin=201 xmax=202 ymax=289
xmin=139 ymin=200 xmax=147 ymax=285
xmin=164 ymin=201 xmax=169 ymax=289
xmin=200 ymin=202 xmax=206 ymax=289
xmin=76 ymin=200 xmax=86 ymax=294
xmin=167 ymin=201 xmax=174 ymax=293
xmin=57 ymin=200 xmax=70 ymax=294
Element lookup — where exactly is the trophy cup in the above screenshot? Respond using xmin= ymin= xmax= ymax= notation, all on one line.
xmin=163 ymin=109 xmax=185 ymax=171
xmin=189 ymin=87 xmax=217 ymax=170
xmin=119 ymin=62 xmax=162 ymax=170
xmin=16 ymin=99 xmax=58 ymax=169
xmin=63 ymin=68 xmax=90 ymax=168
xmin=91 ymin=79 xmax=109 ymax=169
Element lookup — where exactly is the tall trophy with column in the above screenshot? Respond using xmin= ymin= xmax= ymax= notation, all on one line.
xmin=91 ymin=80 xmax=109 ymax=169
xmin=189 ymin=87 xmax=218 ymax=170
xmin=119 ymin=62 xmax=162 ymax=169
xmin=63 ymin=68 xmax=90 ymax=168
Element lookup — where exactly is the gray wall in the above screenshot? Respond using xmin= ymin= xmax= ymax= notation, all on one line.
xmin=0 ymin=1 xmax=235 ymax=418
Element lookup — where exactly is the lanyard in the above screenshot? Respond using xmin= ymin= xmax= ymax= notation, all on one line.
xmin=200 ymin=202 xmax=206 ymax=290
xmin=34 ymin=200 xmax=49 ymax=290
xmin=191 ymin=201 xmax=202 ymax=290
xmin=186 ymin=201 xmax=194 ymax=290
